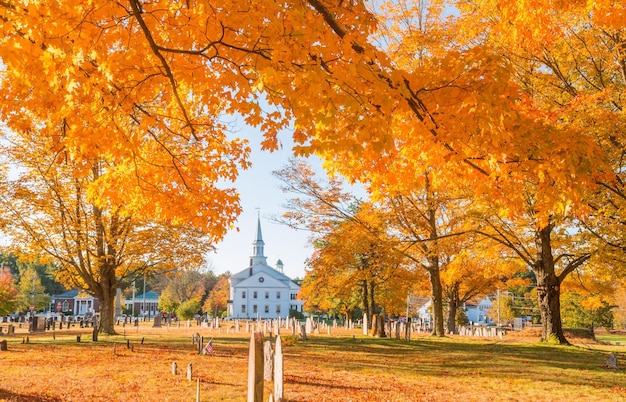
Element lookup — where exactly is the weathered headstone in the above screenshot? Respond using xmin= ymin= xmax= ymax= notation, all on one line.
xmin=264 ymin=340 xmax=274 ymax=382
xmin=172 ymin=361 xmax=178 ymax=375
xmin=248 ymin=331 xmax=264 ymax=402
xmin=606 ymin=353 xmax=619 ymax=369
xmin=196 ymin=333 xmax=203 ymax=355
xmin=153 ymin=315 xmax=162 ymax=328
xmin=0 ymin=340 xmax=7 ymax=351
xmin=274 ymin=336 xmax=284 ymax=402
xmin=300 ymin=324 xmax=307 ymax=341
xmin=187 ymin=363 xmax=193 ymax=381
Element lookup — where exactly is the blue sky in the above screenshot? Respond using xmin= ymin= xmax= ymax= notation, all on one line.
xmin=206 ymin=131 xmax=321 ymax=280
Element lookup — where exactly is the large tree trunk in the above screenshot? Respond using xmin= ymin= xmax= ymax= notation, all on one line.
xmin=445 ymin=284 xmax=459 ymax=334
xmin=93 ymin=261 xmax=118 ymax=335
xmin=428 ymin=267 xmax=445 ymax=337
xmin=534 ymin=224 xmax=568 ymax=344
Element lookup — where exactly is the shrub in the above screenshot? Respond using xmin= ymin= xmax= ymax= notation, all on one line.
xmin=176 ymin=300 xmax=201 ymax=320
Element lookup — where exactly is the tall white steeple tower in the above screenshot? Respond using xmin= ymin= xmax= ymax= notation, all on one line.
xmin=250 ymin=210 xmax=268 ymax=268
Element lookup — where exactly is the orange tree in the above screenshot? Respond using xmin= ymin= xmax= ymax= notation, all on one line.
xmin=449 ymin=0 xmax=626 ymax=342
xmin=203 ymin=273 xmax=230 ymax=318
xmin=0 ymin=133 xmax=211 ymax=334
xmin=302 ymin=204 xmax=412 ymax=331
xmin=440 ymin=245 xmax=526 ymax=333
xmin=2 ymin=0 xmax=621 ymax=342
xmin=0 ymin=266 xmax=17 ymax=315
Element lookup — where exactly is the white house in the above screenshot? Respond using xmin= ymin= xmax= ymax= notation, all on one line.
xmin=227 ymin=217 xmax=304 ymax=319
xmin=465 ymin=296 xmax=494 ymax=325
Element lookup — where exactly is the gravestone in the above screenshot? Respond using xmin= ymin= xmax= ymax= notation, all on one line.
xmin=187 ymin=363 xmax=193 ymax=381
xmin=248 ymin=332 xmax=264 ymax=402
xmin=115 ymin=288 xmax=122 ymax=318
xmin=274 ymin=336 xmax=284 ymax=402
xmin=264 ymin=340 xmax=274 ymax=382
xmin=0 ymin=340 xmax=7 ymax=351
xmin=172 ymin=361 xmax=178 ymax=375
xmin=153 ymin=315 xmax=162 ymax=328
xmin=300 ymin=324 xmax=307 ymax=341
xmin=606 ymin=353 xmax=619 ymax=369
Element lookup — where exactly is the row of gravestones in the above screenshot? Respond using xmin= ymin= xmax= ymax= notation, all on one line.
xmin=458 ymin=326 xmax=504 ymax=339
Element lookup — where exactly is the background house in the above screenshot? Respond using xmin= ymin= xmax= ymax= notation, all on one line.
xmin=51 ymin=290 xmax=99 ymax=316
xmin=125 ymin=290 xmax=160 ymax=317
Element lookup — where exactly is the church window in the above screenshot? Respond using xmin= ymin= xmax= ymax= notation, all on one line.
xmin=265 ymin=291 xmax=269 ymax=299
xmin=253 ymin=291 xmax=258 ymax=299
xmin=253 ymin=305 xmax=258 ymax=313
xmin=241 ymin=305 xmax=246 ymax=313
xmin=276 ymin=291 xmax=281 ymax=299
xmin=242 ymin=291 xmax=246 ymax=298
xmin=276 ymin=305 xmax=281 ymax=314
xmin=264 ymin=305 xmax=269 ymax=313
xmin=290 ymin=293 xmax=297 ymax=300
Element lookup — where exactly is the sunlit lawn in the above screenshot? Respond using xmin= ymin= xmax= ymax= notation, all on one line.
xmin=0 ymin=323 xmax=624 ymax=401
xmin=595 ymin=332 xmax=626 ymax=346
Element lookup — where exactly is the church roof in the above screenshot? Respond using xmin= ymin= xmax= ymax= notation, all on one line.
xmin=230 ymin=216 xmax=298 ymax=285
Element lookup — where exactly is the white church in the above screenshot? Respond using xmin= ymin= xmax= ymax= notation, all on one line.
xmin=227 ymin=217 xmax=304 ymax=319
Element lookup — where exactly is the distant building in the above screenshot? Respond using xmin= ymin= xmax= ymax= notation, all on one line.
xmin=51 ymin=290 xmax=99 ymax=315
xmin=464 ymin=296 xmax=494 ymax=325
xmin=125 ymin=291 xmax=160 ymax=317
xmin=227 ymin=216 xmax=304 ymax=319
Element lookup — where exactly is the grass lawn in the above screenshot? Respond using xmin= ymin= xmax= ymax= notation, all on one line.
xmin=595 ymin=332 xmax=626 ymax=346
xmin=0 ymin=323 xmax=624 ymax=401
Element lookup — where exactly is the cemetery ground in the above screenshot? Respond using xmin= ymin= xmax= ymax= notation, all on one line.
xmin=0 ymin=323 xmax=625 ymax=401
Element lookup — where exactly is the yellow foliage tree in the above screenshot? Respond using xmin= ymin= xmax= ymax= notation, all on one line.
xmin=203 ymin=273 xmax=230 ymax=318
xmin=0 ymin=133 xmax=212 ymax=333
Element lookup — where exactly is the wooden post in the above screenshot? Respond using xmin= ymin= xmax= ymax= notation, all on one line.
xmin=300 ymin=324 xmax=307 ymax=341
xmin=247 ymin=331 xmax=264 ymax=402
xmin=187 ymin=363 xmax=193 ymax=381
xmin=274 ymin=336 xmax=284 ymax=402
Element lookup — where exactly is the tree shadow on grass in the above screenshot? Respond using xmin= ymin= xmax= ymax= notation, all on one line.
xmin=0 ymin=389 xmax=63 ymax=402
xmin=289 ymin=335 xmax=626 ymax=390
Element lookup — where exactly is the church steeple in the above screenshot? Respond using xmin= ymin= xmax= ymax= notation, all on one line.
xmin=250 ymin=211 xmax=267 ymax=267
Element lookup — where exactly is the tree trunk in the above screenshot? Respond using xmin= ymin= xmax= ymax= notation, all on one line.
xmin=534 ymin=224 xmax=568 ymax=344
xmin=369 ymin=280 xmax=376 ymax=326
xmin=428 ymin=267 xmax=445 ymax=337
xmin=94 ymin=264 xmax=117 ymax=335
xmin=445 ymin=284 xmax=459 ymax=334
xmin=99 ymin=284 xmax=116 ymax=335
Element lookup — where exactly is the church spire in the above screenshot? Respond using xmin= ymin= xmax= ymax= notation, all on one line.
xmin=250 ymin=210 xmax=267 ymax=267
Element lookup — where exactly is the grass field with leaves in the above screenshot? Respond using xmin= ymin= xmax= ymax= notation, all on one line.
xmin=0 ymin=323 xmax=624 ymax=401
